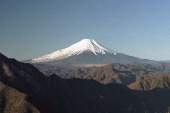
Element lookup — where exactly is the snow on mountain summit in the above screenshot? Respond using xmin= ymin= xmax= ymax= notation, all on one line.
xmin=31 ymin=39 xmax=116 ymax=63
xmin=67 ymin=38 xmax=114 ymax=55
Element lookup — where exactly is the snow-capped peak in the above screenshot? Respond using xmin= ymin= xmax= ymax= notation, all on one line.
xmin=68 ymin=38 xmax=111 ymax=55
xmin=31 ymin=38 xmax=116 ymax=63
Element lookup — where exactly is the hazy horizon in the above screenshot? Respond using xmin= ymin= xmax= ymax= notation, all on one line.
xmin=1 ymin=0 xmax=170 ymax=61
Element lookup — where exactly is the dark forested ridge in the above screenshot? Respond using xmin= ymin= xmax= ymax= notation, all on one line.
xmin=1 ymin=53 xmax=170 ymax=113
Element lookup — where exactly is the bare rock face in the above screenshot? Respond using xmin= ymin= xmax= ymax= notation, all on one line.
xmin=128 ymin=73 xmax=170 ymax=91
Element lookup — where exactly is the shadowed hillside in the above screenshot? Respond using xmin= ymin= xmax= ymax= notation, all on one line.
xmin=2 ymin=53 xmax=170 ymax=113
xmin=0 ymin=81 xmax=39 ymax=113
xmin=0 ymin=53 xmax=145 ymax=113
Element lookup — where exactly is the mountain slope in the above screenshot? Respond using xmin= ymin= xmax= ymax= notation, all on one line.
xmin=45 ymin=75 xmax=146 ymax=113
xmin=0 ymin=53 xmax=46 ymax=94
xmin=0 ymin=82 xmax=40 ymax=113
xmin=0 ymin=53 xmax=41 ymax=113
xmin=31 ymin=39 xmax=115 ymax=63
xmin=128 ymin=73 xmax=170 ymax=91
xmin=0 ymin=53 xmax=48 ymax=113
xmin=2 ymin=53 xmax=170 ymax=113
xmin=28 ymin=39 xmax=160 ymax=81
xmin=34 ymin=62 xmax=165 ymax=85
xmin=30 ymin=39 xmax=157 ymax=65
xmin=0 ymin=52 xmax=146 ymax=113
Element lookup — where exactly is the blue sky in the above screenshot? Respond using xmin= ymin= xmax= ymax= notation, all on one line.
xmin=1 ymin=0 xmax=170 ymax=61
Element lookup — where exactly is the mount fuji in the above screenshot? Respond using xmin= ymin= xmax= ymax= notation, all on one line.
xmin=30 ymin=38 xmax=156 ymax=66
xmin=31 ymin=39 xmax=116 ymax=64
xmin=27 ymin=38 xmax=161 ymax=77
